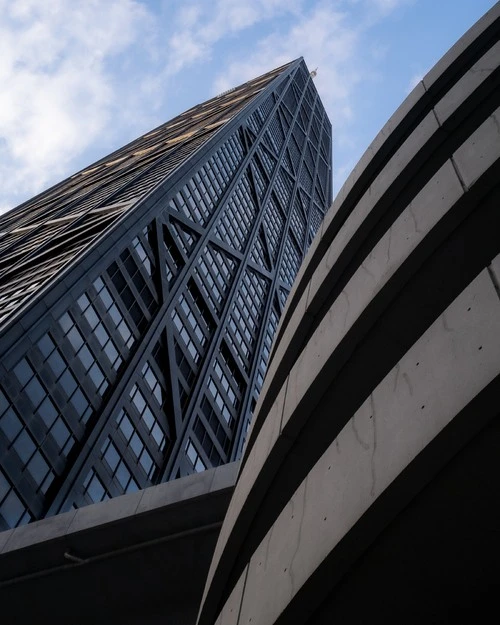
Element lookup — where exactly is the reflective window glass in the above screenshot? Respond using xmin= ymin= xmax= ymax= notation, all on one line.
xmin=59 ymin=370 xmax=77 ymax=397
xmin=51 ymin=419 xmax=70 ymax=448
xmin=13 ymin=430 xmax=36 ymax=465
xmin=0 ymin=490 xmax=25 ymax=527
xmin=47 ymin=350 xmax=65 ymax=377
xmin=0 ymin=470 xmax=9 ymax=501
xmin=37 ymin=335 xmax=55 ymax=358
xmin=87 ymin=474 xmax=106 ymax=503
xmin=38 ymin=397 xmax=58 ymax=428
xmin=69 ymin=388 xmax=89 ymax=419
xmin=77 ymin=345 xmax=94 ymax=371
xmin=0 ymin=409 xmax=23 ymax=442
xmin=26 ymin=453 xmax=50 ymax=486
xmin=103 ymin=441 xmax=120 ymax=472
xmin=13 ymin=359 xmax=33 ymax=387
xmin=115 ymin=461 xmax=130 ymax=489
xmin=58 ymin=312 xmax=73 ymax=334
xmin=67 ymin=327 xmax=84 ymax=351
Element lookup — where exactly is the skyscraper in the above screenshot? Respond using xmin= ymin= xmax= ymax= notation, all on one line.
xmin=0 ymin=58 xmax=332 ymax=529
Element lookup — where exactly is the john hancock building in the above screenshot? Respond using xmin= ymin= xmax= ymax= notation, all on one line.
xmin=0 ymin=58 xmax=332 ymax=529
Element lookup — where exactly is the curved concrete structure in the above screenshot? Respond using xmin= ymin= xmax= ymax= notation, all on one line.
xmin=198 ymin=4 xmax=500 ymax=624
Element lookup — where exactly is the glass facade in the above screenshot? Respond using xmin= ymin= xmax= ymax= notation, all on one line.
xmin=0 ymin=58 xmax=332 ymax=528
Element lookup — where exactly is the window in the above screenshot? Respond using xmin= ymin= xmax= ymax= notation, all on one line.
xmin=101 ymin=438 xmax=120 ymax=472
xmin=142 ymin=362 xmax=163 ymax=406
xmin=83 ymin=470 xmax=108 ymax=503
xmin=0 ymin=407 xmax=23 ymax=442
xmin=185 ymin=438 xmax=206 ymax=473
xmin=93 ymin=275 xmax=135 ymax=349
xmin=214 ymin=173 xmax=257 ymax=251
xmin=38 ymin=397 xmax=58 ymax=428
xmin=207 ymin=377 xmax=233 ymax=425
xmin=13 ymin=359 xmax=48 ymax=410
xmin=0 ymin=488 xmax=27 ymax=527
xmin=26 ymin=452 xmax=51 ymax=489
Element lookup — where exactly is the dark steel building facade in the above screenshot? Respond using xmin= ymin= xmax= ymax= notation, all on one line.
xmin=0 ymin=59 xmax=332 ymax=529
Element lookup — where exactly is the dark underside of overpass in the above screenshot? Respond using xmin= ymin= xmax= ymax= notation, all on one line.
xmin=0 ymin=463 xmax=237 ymax=625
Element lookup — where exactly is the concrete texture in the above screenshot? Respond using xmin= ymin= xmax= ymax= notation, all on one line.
xmin=265 ymin=2 xmax=498 ymax=373
xmin=213 ymin=566 xmax=247 ymax=625
xmin=433 ymin=40 xmax=500 ymax=125
xmin=281 ymin=157 xmax=464 ymax=435
xmin=0 ymin=463 xmax=238 ymax=625
xmin=198 ymin=5 xmax=500 ymax=625
xmin=330 ymin=80 xmax=428 ymax=222
xmin=242 ymin=5 xmax=500 ymax=468
xmin=220 ymin=268 xmax=500 ymax=625
xmin=308 ymin=408 xmax=500 ymax=625
xmin=67 ymin=490 xmax=142 ymax=534
xmin=0 ymin=529 xmax=13 ymax=554
xmin=2 ymin=509 xmax=77 ymax=554
xmin=201 ymin=385 xmax=289 ymax=613
xmin=452 ymin=106 xmax=500 ymax=188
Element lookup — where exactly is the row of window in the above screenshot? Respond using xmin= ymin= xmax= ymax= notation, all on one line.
xmin=264 ymin=195 xmax=285 ymax=261
xmin=250 ymin=158 xmax=268 ymax=201
xmin=1 ymin=63 xmax=332 ymax=521
xmin=250 ymin=231 xmax=271 ymax=271
xmin=279 ymin=236 xmax=301 ymax=288
xmin=195 ymin=245 xmax=237 ymax=314
xmin=0 ymin=223 xmax=163 ymax=525
xmin=185 ymin=438 xmax=207 ymax=473
xmin=290 ymin=199 xmax=307 ymax=248
xmin=193 ymin=417 xmax=223 ymax=467
xmin=0 ymin=467 xmax=31 ymax=528
xmin=214 ymin=171 xmax=257 ymax=252
xmin=168 ymin=133 xmax=245 ymax=226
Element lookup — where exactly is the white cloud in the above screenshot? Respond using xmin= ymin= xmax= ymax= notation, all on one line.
xmin=212 ymin=4 xmax=359 ymax=126
xmin=406 ymin=72 xmax=424 ymax=93
xmin=370 ymin=0 xmax=409 ymax=15
xmin=164 ymin=0 xmax=303 ymax=76
xmin=0 ymin=0 xmax=153 ymax=212
xmin=212 ymin=0 xmax=411 ymax=195
xmin=0 ymin=0 xmax=419 ymax=213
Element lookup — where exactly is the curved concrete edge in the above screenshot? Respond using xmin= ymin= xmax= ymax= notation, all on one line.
xmin=198 ymin=10 xmax=500 ymax=624
xmin=245 ymin=17 xmax=500 ymax=464
xmin=218 ymin=268 xmax=500 ymax=625
xmin=201 ymin=384 xmax=290 ymax=614
xmin=262 ymin=2 xmax=500 ymax=397
xmin=227 ymin=107 xmax=499 ymax=584
xmin=422 ymin=1 xmax=500 ymax=90
xmin=214 ymin=565 xmax=248 ymax=625
xmin=254 ymin=108 xmax=440 ymax=438
xmin=434 ymin=39 xmax=500 ymax=125
xmin=281 ymin=96 xmax=500 ymax=435
xmin=0 ymin=461 xmax=238 ymax=581
xmin=0 ymin=463 xmax=238 ymax=625
xmin=263 ymin=111 xmax=443 ymax=414
xmin=281 ymin=155 xmax=462 ymax=432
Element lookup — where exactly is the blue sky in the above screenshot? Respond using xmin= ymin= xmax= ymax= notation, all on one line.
xmin=0 ymin=0 xmax=496 ymax=213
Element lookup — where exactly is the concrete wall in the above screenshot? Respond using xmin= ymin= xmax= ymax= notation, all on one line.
xmin=0 ymin=462 xmax=238 ymax=625
xmin=198 ymin=4 xmax=500 ymax=624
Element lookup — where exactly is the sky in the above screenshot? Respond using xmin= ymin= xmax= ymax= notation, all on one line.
xmin=0 ymin=0 xmax=497 ymax=214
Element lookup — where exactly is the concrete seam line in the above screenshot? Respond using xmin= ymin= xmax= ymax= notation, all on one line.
xmin=487 ymin=264 xmax=500 ymax=299
xmin=0 ymin=520 xmax=223 ymax=589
